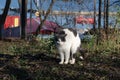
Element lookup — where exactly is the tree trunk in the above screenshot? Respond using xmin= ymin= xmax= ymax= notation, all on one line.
xmin=0 ymin=0 xmax=11 ymax=40
xmin=97 ymin=0 xmax=102 ymax=44
xmin=104 ymin=0 xmax=106 ymax=29
xmin=105 ymin=0 xmax=109 ymax=40
xmin=20 ymin=0 xmax=27 ymax=39
xmin=93 ymin=0 xmax=96 ymax=32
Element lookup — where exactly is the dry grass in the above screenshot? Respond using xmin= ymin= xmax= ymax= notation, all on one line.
xmin=0 ymin=36 xmax=120 ymax=80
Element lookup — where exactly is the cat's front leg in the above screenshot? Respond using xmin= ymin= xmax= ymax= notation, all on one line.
xmin=59 ymin=52 xmax=64 ymax=64
xmin=69 ymin=53 xmax=76 ymax=64
xmin=64 ymin=51 xmax=70 ymax=64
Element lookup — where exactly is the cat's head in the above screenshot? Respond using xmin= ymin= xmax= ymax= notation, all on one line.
xmin=54 ymin=27 xmax=67 ymax=44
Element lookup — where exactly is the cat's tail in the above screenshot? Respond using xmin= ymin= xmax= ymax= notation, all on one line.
xmin=78 ymin=48 xmax=88 ymax=60
xmin=80 ymin=55 xmax=84 ymax=60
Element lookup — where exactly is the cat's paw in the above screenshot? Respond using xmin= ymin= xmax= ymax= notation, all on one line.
xmin=64 ymin=61 xmax=69 ymax=64
xmin=69 ymin=58 xmax=75 ymax=64
xmin=59 ymin=61 xmax=64 ymax=64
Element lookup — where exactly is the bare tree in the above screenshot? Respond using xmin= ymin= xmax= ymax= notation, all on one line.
xmin=97 ymin=0 xmax=102 ymax=44
xmin=51 ymin=0 xmax=75 ymax=28
xmin=18 ymin=0 xmax=28 ymax=39
xmin=93 ymin=0 xmax=96 ymax=32
xmin=110 ymin=0 xmax=120 ymax=6
xmin=104 ymin=0 xmax=107 ymax=29
xmin=0 ymin=0 xmax=11 ymax=40
xmin=35 ymin=0 xmax=56 ymax=36
xmin=105 ymin=0 xmax=109 ymax=40
xmin=103 ymin=0 xmax=109 ymax=40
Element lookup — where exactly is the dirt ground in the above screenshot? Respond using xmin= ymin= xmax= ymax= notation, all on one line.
xmin=0 ymin=40 xmax=120 ymax=80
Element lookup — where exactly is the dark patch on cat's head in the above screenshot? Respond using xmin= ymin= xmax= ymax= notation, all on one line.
xmin=54 ymin=28 xmax=67 ymax=42
xmin=68 ymin=28 xmax=77 ymax=37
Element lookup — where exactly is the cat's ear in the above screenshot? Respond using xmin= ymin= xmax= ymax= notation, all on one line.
xmin=55 ymin=27 xmax=63 ymax=33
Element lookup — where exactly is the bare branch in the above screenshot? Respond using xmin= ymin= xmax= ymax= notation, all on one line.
xmin=35 ymin=0 xmax=56 ymax=35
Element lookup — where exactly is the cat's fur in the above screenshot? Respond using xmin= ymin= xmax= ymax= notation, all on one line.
xmin=54 ymin=27 xmax=81 ymax=64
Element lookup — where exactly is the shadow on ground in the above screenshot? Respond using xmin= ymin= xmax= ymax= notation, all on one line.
xmin=0 ymin=53 xmax=120 ymax=80
xmin=0 ymin=53 xmax=59 ymax=80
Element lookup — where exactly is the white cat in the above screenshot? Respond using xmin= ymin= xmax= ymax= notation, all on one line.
xmin=55 ymin=28 xmax=81 ymax=64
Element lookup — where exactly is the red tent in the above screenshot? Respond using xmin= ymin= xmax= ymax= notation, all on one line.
xmin=26 ymin=17 xmax=59 ymax=34
xmin=75 ymin=16 xmax=94 ymax=24
xmin=3 ymin=16 xmax=60 ymax=37
xmin=4 ymin=16 xmax=60 ymax=35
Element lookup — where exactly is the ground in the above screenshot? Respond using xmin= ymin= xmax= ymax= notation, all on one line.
xmin=0 ymin=40 xmax=120 ymax=80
